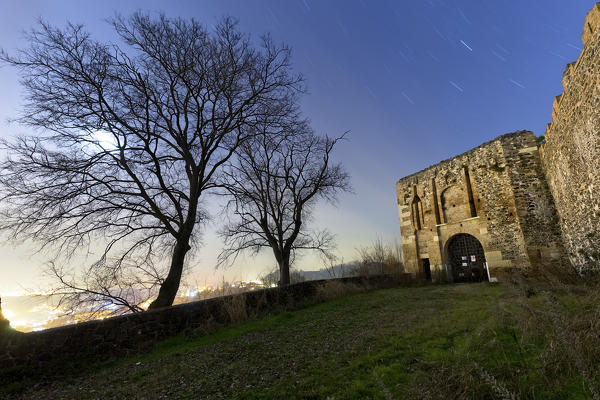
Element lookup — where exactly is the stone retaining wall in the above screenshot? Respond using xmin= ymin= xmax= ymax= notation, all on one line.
xmin=0 ymin=274 xmax=414 ymax=380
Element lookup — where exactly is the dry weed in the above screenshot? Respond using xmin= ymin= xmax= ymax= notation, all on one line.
xmin=314 ymin=280 xmax=363 ymax=302
xmin=503 ymin=265 xmax=600 ymax=399
xmin=222 ymin=294 xmax=249 ymax=324
xmin=355 ymin=238 xmax=405 ymax=277
xmin=474 ymin=362 xmax=519 ymax=400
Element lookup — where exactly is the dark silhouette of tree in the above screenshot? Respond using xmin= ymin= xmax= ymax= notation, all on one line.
xmin=0 ymin=13 xmax=302 ymax=310
xmin=218 ymin=119 xmax=351 ymax=286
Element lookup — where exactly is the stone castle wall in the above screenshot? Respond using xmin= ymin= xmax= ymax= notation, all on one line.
xmin=397 ymin=131 xmax=566 ymax=278
xmin=502 ymin=133 xmax=566 ymax=264
xmin=540 ymin=4 xmax=600 ymax=273
xmin=398 ymin=3 xmax=600 ymax=277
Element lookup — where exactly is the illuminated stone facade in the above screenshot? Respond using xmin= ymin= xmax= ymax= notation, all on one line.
xmin=398 ymin=3 xmax=600 ymax=278
xmin=396 ymin=131 xmax=566 ymax=280
xmin=539 ymin=4 xmax=600 ymax=274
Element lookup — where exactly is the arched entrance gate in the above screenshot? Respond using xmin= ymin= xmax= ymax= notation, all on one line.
xmin=446 ymin=234 xmax=488 ymax=282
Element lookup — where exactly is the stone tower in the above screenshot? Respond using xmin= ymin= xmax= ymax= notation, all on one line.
xmin=539 ymin=3 xmax=600 ymax=274
xmin=396 ymin=131 xmax=566 ymax=281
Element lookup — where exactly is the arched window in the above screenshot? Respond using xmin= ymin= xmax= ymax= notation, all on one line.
xmin=411 ymin=190 xmax=423 ymax=230
xmin=464 ymin=167 xmax=477 ymax=217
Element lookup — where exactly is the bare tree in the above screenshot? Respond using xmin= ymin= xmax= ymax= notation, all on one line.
xmin=322 ymin=256 xmax=345 ymax=279
xmin=0 ymin=13 xmax=302 ymax=310
xmin=356 ymin=238 xmax=404 ymax=276
xmin=259 ymin=265 xmax=307 ymax=286
xmin=218 ymin=119 xmax=351 ymax=286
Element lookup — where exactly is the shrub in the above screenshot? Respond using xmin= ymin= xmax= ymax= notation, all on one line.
xmin=314 ymin=280 xmax=362 ymax=302
xmin=222 ymin=294 xmax=249 ymax=324
xmin=500 ymin=264 xmax=600 ymax=398
xmin=355 ymin=238 xmax=405 ymax=277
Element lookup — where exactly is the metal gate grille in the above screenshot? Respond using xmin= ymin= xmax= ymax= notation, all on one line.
xmin=447 ymin=233 xmax=487 ymax=282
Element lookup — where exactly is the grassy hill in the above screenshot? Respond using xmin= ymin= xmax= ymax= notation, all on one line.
xmin=7 ymin=276 xmax=600 ymax=399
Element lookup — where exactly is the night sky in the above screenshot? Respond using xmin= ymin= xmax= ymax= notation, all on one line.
xmin=0 ymin=0 xmax=594 ymax=294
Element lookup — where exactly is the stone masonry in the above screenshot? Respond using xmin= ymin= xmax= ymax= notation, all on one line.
xmin=539 ymin=3 xmax=600 ymax=273
xmin=396 ymin=131 xmax=566 ymax=280
xmin=398 ymin=3 xmax=600 ymax=278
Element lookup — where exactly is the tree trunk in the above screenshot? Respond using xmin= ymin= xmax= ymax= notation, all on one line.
xmin=148 ymin=237 xmax=191 ymax=309
xmin=279 ymin=253 xmax=291 ymax=286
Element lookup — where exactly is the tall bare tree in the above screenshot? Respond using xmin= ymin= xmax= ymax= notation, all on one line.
xmin=0 ymin=13 xmax=302 ymax=309
xmin=218 ymin=120 xmax=351 ymax=286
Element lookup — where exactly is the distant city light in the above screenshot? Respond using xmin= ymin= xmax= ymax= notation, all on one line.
xmin=140 ymin=299 xmax=153 ymax=310
xmin=5 ymin=279 xmax=279 ymax=332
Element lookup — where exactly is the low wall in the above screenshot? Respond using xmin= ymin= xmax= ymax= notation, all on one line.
xmin=0 ymin=274 xmax=415 ymax=380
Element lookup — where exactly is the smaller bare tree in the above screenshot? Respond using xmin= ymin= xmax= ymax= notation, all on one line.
xmin=322 ymin=256 xmax=346 ymax=279
xmin=218 ymin=120 xmax=351 ymax=286
xmin=356 ymin=238 xmax=405 ymax=276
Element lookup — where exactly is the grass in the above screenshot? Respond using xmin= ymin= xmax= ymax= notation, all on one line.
xmin=6 ymin=278 xmax=600 ymax=399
